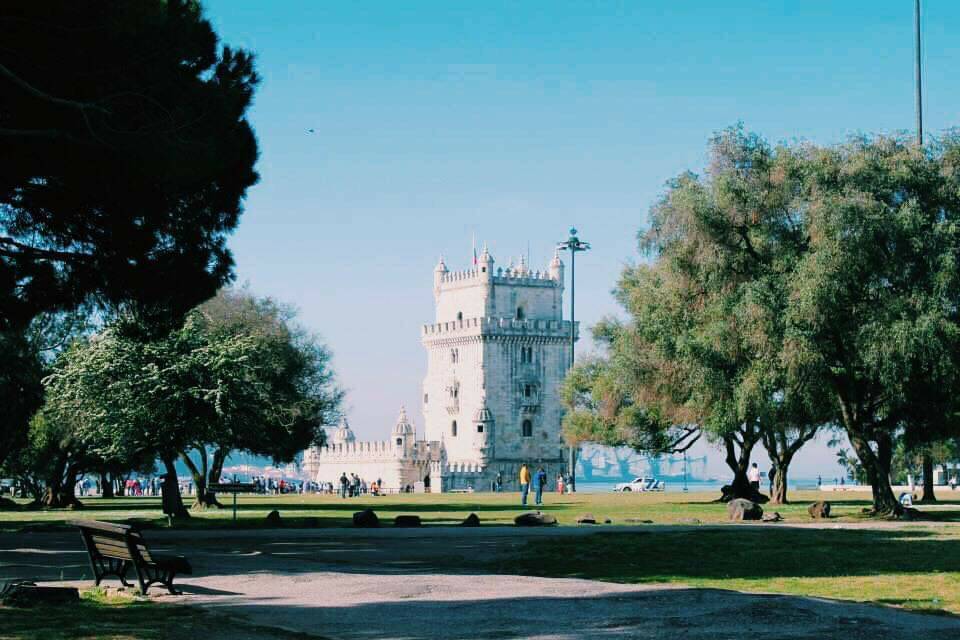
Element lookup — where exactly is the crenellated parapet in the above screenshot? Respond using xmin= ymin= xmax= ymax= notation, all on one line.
xmin=443 ymin=461 xmax=485 ymax=474
xmin=422 ymin=316 xmax=577 ymax=344
xmin=313 ymin=440 xmax=402 ymax=461
xmin=438 ymin=268 xmax=559 ymax=286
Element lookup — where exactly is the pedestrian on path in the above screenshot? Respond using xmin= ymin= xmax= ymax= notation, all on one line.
xmin=748 ymin=463 xmax=761 ymax=492
xmin=534 ymin=466 xmax=547 ymax=505
xmin=519 ymin=464 xmax=531 ymax=506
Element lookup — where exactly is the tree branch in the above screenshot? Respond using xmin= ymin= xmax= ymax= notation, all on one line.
xmin=0 ymin=62 xmax=110 ymax=115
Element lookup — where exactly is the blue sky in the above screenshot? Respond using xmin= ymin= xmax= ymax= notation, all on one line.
xmin=201 ymin=1 xmax=958 ymax=478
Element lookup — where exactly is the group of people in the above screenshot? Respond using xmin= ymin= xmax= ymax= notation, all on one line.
xmin=337 ymin=472 xmax=385 ymax=498
xmin=517 ymin=464 xmax=557 ymax=506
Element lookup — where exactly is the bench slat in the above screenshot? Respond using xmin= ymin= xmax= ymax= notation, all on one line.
xmin=70 ymin=520 xmax=134 ymax=536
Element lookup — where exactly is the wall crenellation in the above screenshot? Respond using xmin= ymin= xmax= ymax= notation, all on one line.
xmin=422 ymin=316 xmax=576 ymax=338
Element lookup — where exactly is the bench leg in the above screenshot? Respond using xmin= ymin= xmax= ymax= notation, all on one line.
xmin=141 ymin=566 xmax=181 ymax=595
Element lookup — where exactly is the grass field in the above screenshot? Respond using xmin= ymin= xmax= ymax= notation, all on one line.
xmin=0 ymin=587 xmax=312 ymax=640
xmin=3 ymin=489 xmax=960 ymax=531
xmin=496 ymin=526 xmax=960 ymax=615
xmin=3 ymin=491 xmax=959 ymax=622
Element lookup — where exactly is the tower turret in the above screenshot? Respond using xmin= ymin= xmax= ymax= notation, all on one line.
xmin=472 ymin=405 xmax=494 ymax=461
xmin=330 ymin=417 xmax=356 ymax=446
xmin=549 ymin=249 xmax=564 ymax=285
xmin=392 ymin=405 xmax=415 ymax=453
xmin=434 ymin=255 xmax=448 ymax=293
xmin=478 ymin=244 xmax=494 ymax=281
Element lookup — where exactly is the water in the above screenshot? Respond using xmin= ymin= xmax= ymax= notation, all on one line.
xmin=576 ymin=478 xmax=824 ymax=494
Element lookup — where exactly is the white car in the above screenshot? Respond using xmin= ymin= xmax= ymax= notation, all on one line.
xmin=614 ymin=477 xmax=664 ymax=492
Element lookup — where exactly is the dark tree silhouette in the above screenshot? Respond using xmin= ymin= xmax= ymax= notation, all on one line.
xmin=0 ymin=0 xmax=260 ymax=465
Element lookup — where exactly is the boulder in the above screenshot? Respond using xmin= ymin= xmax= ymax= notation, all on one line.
xmin=727 ymin=498 xmax=763 ymax=521
xmin=460 ymin=513 xmax=480 ymax=527
xmin=807 ymin=501 xmax=831 ymax=519
xmin=393 ymin=515 xmax=421 ymax=527
xmin=678 ymin=518 xmax=702 ymax=525
xmin=762 ymin=511 xmax=783 ymax=523
xmin=603 ymin=519 xmax=613 ymax=524
xmin=1 ymin=582 xmax=79 ymax=607
xmin=576 ymin=513 xmax=597 ymax=525
xmin=514 ymin=511 xmax=558 ymax=526
xmin=265 ymin=510 xmax=282 ymax=526
xmin=352 ymin=508 xmax=380 ymax=528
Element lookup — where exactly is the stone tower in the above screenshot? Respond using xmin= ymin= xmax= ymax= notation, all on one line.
xmin=421 ymin=245 xmax=577 ymax=489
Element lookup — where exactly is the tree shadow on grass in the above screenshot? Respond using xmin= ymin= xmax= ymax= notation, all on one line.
xmin=195 ymin=587 xmax=960 ymax=639
xmin=499 ymin=527 xmax=960 ymax=582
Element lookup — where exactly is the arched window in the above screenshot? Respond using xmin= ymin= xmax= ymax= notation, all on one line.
xmin=477 ymin=424 xmax=484 ymax=433
xmin=451 ymin=348 xmax=459 ymax=363
xmin=516 ymin=307 xmax=525 ymax=320
xmin=396 ymin=437 xmax=403 ymax=446
xmin=456 ymin=311 xmax=463 ymax=320
xmin=522 ymin=419 xmax=533 ymax=437
xmin=524 ymin=384 xmax=532 ymax=398
xmin=452 ymin=421 xmax=458 ymax=437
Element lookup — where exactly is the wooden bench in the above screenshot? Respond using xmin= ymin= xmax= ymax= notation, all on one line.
xmin=71 ymin=520 xmax=192 ymax=595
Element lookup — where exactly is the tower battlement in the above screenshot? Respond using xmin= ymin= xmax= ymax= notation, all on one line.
xmin=437 ymin=267 xmax=560 ymax=287
xmin=422 ymin=316 xmax=577 ymax=342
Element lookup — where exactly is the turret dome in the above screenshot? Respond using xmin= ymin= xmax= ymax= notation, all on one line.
xmin=393 ymin=405 xmax=415 ymax=436
xmin=330 ymin=417 xmax=356 ymax=445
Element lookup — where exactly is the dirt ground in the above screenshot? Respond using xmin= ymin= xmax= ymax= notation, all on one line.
xmin=3 ymin=525 xmax=959 ymax=639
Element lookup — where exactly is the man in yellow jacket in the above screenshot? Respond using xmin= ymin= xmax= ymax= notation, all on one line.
xmin=519 ymin=464 xmax=531 ymax=506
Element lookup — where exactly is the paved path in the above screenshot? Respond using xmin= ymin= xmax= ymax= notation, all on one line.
xmin=3 ymin=526 xmax=959 ymax=639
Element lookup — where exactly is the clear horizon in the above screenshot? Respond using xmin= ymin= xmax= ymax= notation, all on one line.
xmin=200 ymin=1 xmax=960 ymax=478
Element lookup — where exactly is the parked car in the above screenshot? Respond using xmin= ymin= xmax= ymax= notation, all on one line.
xmin=614 ymin=477 xmax=664 ymax=492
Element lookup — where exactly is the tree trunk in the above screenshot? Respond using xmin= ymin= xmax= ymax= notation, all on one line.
xmin=180 ymin=448 xmax=221 ymax=510
xmin=209 ymin=447 xmax=228 ymax=485
xmin=40 ymin=458 xmax=82 ymax=508
xmin=719 ymin=422 xmax=764 ymax=502
xmin=114 ymin=473 xmax=126 ymax=497
xmin=206 ymin=447 xmax=230 ymax=505
xmin=100 ymin=472 xmax=114 ymax=498
xmin=161 ymin=457 xmax=190 ymax=519
xmin=920 ymin=453 xmax=936 ymax=503
xmin=848 ymin=430 xmax=902 ymax=516
xmin=772 ymin=464 xmax=789 ymax=504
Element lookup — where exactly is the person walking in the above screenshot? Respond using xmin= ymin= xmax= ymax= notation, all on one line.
xmin=556 ymin=473 xmax=565 ymax=494
xmin=519 ymin=464 xmax=531 ymax=506
xmin=495 ymin=471 xmax=503 ymax=492
xmin=748 ymin=462 xmax=761 ymax=493
xmin=767 ymin=466 xmax=776 ymax=496
xmin=339 ymin=472 xmax=348 ymax=499
xmin=534 ymin=466 xmax=547 ymax=505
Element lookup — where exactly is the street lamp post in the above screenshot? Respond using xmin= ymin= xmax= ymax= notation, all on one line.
xmin=557 ymin=227 xmax=590 ymax=493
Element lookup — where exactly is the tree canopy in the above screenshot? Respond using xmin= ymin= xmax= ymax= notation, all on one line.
xmin=0 ymin=0 xmax=259 ymax=476
xmin=1 ymin=0 xmax=259 ymax=331
xmin=41 ymin=289 xmax=342 ymax=511
xmin=565 ymin=127 xmax=960 ymax=514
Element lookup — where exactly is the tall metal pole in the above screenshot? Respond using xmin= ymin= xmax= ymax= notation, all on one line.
xmin=568 ymin=246 xmax=576 ymax=490
xmin=915 ymin=0 xmax=923 ymax=145
xmin=557 ymin=228 xmax=590 ymax=493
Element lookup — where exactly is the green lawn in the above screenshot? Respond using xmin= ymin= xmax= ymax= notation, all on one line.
xmin=4 ymin=489 xmax=958 ymax=531
xmin=3 ymin=491 xmax=960 ymax=621
xmin=0 ymin=588 xmax=315 ymax=640
xmin=496 ymin=525 xmax=960 ymax=616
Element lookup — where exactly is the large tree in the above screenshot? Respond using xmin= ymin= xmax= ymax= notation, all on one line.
xmin=42 ymin=290 xmax=341 ymax=512
xmin=564 ymin=128 xmax=827 ymax=502
xmin=784 ymin=135 xmax=960 ymax=514
xmin=570 ymin=128 xmax=960 ymax=515
xmin=1 ymin=0 xmax=260 ymax=473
